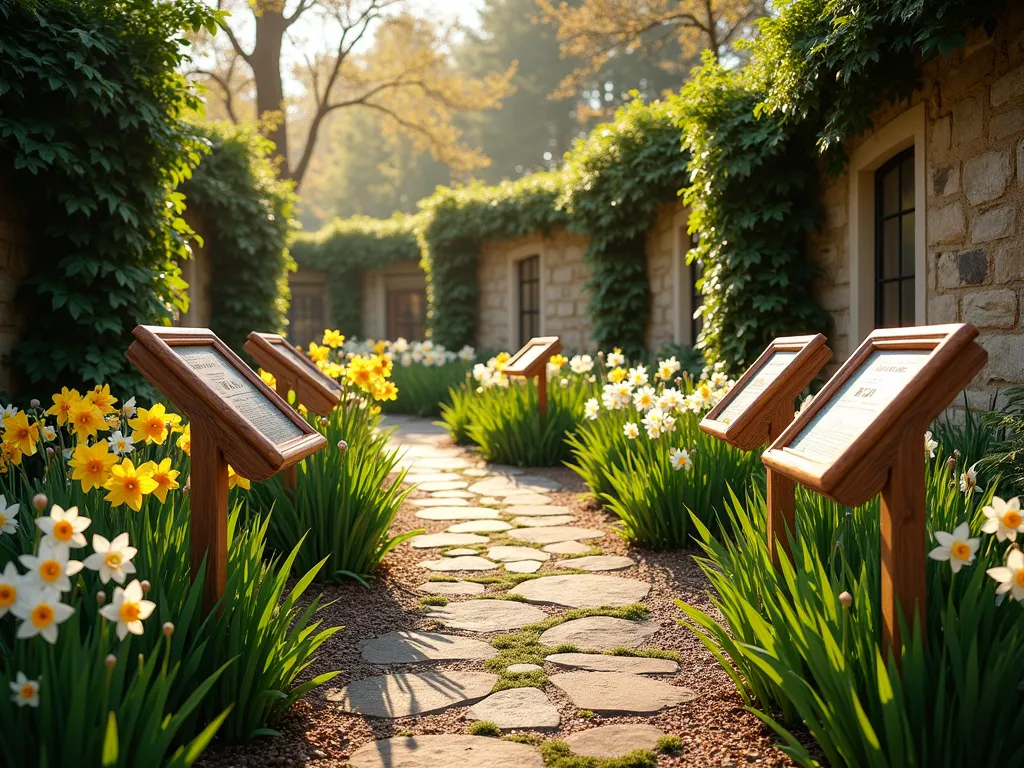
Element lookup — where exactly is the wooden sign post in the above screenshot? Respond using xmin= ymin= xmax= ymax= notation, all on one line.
xmin=762 ymin=324 xmax=987 ymax=658
xmin=127 ymin=326 xmax=327 ymax=611
xmin=502 ymin=336 xmax=563 ymax=417
xmin=700 ymin=334 xmax=832 ymax=565
xmin=244 ymin=332 xmax=342 ymax=491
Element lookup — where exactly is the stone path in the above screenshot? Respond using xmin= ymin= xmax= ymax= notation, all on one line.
xmin=324 ymin=415 xmax=697 ymax=765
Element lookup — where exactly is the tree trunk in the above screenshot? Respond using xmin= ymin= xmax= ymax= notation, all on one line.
xmin=251 ymin=9 xmax=290 ymax=176
xmin=703 ymin=0 xmax=721 ymax=60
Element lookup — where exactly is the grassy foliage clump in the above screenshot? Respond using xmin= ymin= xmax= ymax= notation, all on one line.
xmin=467 ymin=721 xmax=503 ymax=737
xmin=541 ymin=740 xmax=658 ymax=768
xmin=382 ymin=361 xmax=473 ymax=418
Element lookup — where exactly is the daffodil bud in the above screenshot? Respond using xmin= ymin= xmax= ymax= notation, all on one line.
xmin=96 ymin=590 xmax=106 ymax=606
xmin=29 ymin=399 xmax=40 ymax=409
xmin=946 ymin=456 xmax=957 ymax=473
xmin=337 ymin=440 xmax=348 ymax=456
xmin=140 ymin=580 xmax=151 ymax=596
xmin=839 ymin=591 xmax=853 ymax=609
xmin=45 ymin=447 xmax=54 ymax=457
xmin=162 ymin=622 xmax=174 ymax=637
xmin=320 ymin=417 xmax=328 ymax=426
xmin=32 ymin=494 xmax=47 ymax=512
xmin=105 ymin=654 xmax=117 ymax=670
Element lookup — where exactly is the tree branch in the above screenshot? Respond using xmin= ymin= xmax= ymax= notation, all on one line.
xmin=190 ymin=68 xmax=240 ymax=123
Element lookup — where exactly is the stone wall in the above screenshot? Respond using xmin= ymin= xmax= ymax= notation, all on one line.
xmin=0 ymin=169 xmax=31 ymax=395
xmin=807 ymin=5 xmax=1024 ymax=399
xmin=645 ymin=203 xmax=686 ymax=350
xmin=178 ymin=211 xmax=212 ymax=328
xmin=476 ymin=228 xmax=592 ymax=352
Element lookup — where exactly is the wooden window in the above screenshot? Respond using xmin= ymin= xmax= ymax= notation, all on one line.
xmin=387 ymin=289 xmax=426 ymax=340
xmin=518 ymin=255 xmax=540 ymax=345
xmin=287 ymin=289 xmax=326 ymax=349
xmin=874 ymin=148 xmax=915 ymax=328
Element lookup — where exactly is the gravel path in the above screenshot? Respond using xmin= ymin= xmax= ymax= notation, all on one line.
xmin=198 ymin=415 xmax=796 ymax=767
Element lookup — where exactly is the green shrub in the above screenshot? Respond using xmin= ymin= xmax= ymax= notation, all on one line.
xmin=382 ymin=360 xmax=473 ymax=417
xmin=251 ymin=402 xmax=417 ymax=583
xmin=982 ymin=386 xmax=1024 ymax=497
xmin=679 ymin=441 xmax=1024 ymax=767
xmin=466 ymin=379 xmax=590 ymax=467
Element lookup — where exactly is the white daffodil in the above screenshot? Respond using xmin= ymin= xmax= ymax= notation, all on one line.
xmin=657 ymin=388 xmax=685 ymax=413
xmin=986 ymin=549 xmax=1024 ymax=602
xmin=632 ymin=386 xmax=657 ymax=412
xmin=0 ymin=495 xmax=19 ymax=536
xmin=83 ymin=533 xmax=137 ymax=585
xmin=669 ymin=447 xmax=693 ymax=471
xmin=710 ymin=372 xmax=729 ymax=387
xmin=569 ymin=354 xmax=594 ymax=374
xmin=19 ymin=543 xmax=84 ymax=593
xmin=584 ymin=398 xmax=600 ymax=421
xmin=120 ymin=396 xmax=137 ymax=419
xmin=9 ymin=672 xmax=39 ymax=708
xmin=657 ymin=356 xmax=681 ymax=381
xmin=12 ymin=589 xmax=74 ymax=644
xmin=36 ymin=505 xmax=90 ymax=552
xmin=959 ymin=463 xmax=982 ymax=495
xmin=628 ymin=365 xmax=648 ymax=387
xmin=623 ymin=422 xmax=639 ymax=440
xmin=0 ymin=405 xmax=16 ymax=418
xmin=458 ymin=345 xmax=475 ymax=362
xmin=0 ymin=561 xmax=22 ymax=618
xmin=928 ymin=522 xmax=979 ymax=573
xmin=392 ymin=337 xmax=409 ymax=354
xmin=924 ymin=430 xmax=938 ymax=458
xmin=641 ymin=407 xmax=668 ymax=440
xmin=41 ymin=424 xmax=56 ymax=442
xmin=981 ymin=496 xmax=1024 ymax=542
xmin=107 ymin=430 xmax=135 ymax=456
xmin=605 ymin=349 xmax=624 ymax=368
xmin=99 ymin=579 xmax=155 ymax=640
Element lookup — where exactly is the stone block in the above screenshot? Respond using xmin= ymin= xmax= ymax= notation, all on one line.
xmin=928 ymin=293 xmax=959 ymax=324
xmin=929 ymin=201 xmax=966 ymax=244
xmin=1019 ymin=138 xmax=1024 ymax=186
xmin=991 ymin=107 xmax=1024 ymax=141
xmin=556 ymin=301 xmax=575 ymax=317
xmin=992 ymin=65 xmax=1024 ymax=108
xmin=948 ymin=48 xmax=994 ymax=95
xmin=552 ymin=267 xmax=573 ymax=283
xmin=964 ymin=150 xmax=1011 ymax=205
xmin=980 ymin=334 xmax=1024 ymax=385
xmin=993 ymin=237 xmax=1024 ymax=284
xmin=937 ymin=248 xmax=988 ymax=289
xmin=954 ymin=98 xmax=983 ymax=146
xmin=930 ymin=115 xmax=952 ymax=159
xmin=962 ymin=288 xmax=1018 ymax=329
xmin=971 ymin=204 xmax=1016 ymax=244
xmin=931 ymin=165 xmax=960 ymax=197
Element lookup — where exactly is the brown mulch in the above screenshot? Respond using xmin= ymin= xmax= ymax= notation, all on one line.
xmin=197 ymin=434 xmax=797 ymax=768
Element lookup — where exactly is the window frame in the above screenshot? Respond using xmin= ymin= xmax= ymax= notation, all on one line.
xmin=517 ymin=254 xmax=540 ymax=346
xmin=873 ymin=148 xmax=916 ymax=328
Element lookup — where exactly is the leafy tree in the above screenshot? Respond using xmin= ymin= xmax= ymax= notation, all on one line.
xmin=190 ymin=1 xmax=516 ymax=188
xmin=536 ymin=0 xmax=766 ymax=98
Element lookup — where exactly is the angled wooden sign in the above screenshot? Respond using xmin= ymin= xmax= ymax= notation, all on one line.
xmin=127 ymin=325 xmax=326 ymax=610
xmin=700 ymin=334 xmax=831 ymax=565
xmin=762 ymin=323 xmax=987 ymax=658
xmin=244 ymin=331 xmax=341 ymax=416
xmin=502 ymin=336 xmax=563 ymax=416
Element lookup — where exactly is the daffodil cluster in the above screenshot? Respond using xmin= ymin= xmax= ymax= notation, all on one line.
xmin=297 ymin=330 xmax=404 ymax=404
xmin=2 ymin=500 xmax=156 ymax=708
xmin=472 ymin=352 xmax=512 ymax=390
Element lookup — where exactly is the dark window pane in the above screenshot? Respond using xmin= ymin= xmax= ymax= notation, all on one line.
xmin=882 ymin=217 xmax=900 ymax=278
xmin=900 ymin=278 xmax=915 ymax=326
xmin=882 ymin=166 xmax=900 ymax=216
xmin=901 ymin=155 xmax=915 ymax=211
xmin=519 ymin=256 xmax=540 ymax=345
xmin=881 ymin=282 xmax=900 ymax=328
xmin=900 ymin=213 xmax=915 ymax=275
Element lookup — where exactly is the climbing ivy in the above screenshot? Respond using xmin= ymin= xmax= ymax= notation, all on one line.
xmin=0 ymin=0 xmax=219 ymax=391
xmin=291 ymin=214 xmax=420 ymax=338
xmin=182 ymin=122 xmax=297 ymax=353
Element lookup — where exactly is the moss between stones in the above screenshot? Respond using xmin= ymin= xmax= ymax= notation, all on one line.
xmin=466 ymin=568 xmax=589 ymax=589
xmin=503 ymin=732 xmax=543 ymax=746
xmin=576 ymin=710 xmax=598 ymax=719
xmin=604 ymin=646 xmax=680 ymax=662
xmin=418 ymin=595 xmax=449 ymax=607
xmin=467 ymin=721 xmax=503 ymax=737
xmin=541 ymin=741 xmax=660 ymax=768
xmin=427 ymin=576 xmax=459 ymax=582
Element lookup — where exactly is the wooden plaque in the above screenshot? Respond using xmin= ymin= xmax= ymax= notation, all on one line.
xmin=244 ymin=332 xmax=341 ymax=416
xmin=503 ymin=336 xmax=563 ymax=377
xmin=762 ymin=325 xmax=986 ymax=507
xmin=701 ymin=334 xmax=831 ymax=452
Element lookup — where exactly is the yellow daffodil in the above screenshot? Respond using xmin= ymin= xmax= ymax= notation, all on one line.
xmin=374 ymin=380 xmax=398 ymax=402
xmin=69 ymin=441 xmax=117 ymax=492
xmin=0 ymin=442 xmax=21 ymax=467
xmin=128 ymin=403 xmax=173 ymax=445
xmin=176 ymin=424 xmax=191 ymax=456
xmin=68 ymin=400 xmax=107 ymax=441
xmin=548 ymin=354 xmax=567 ymax=370
xmin=99 ymin=579 xmax=155 ymax=640
xmin=85 ymin=384 xmax=117 ymax=415
xmin=322 ymin=329 xmax=344 ymax=348
xmin=46 ymin=387 xmax=81 ymax=425
xmin=494 ymin=351 xmax=511 ymax=371
xmin=1 ymin=412 xmax=39 ymax=457
xmin=260 ymin=370 xmax=277 ymax=390
xmin=373 ymin=339 xmax=388 ymax=355
xmin=307 ymin=342 xmax=329 ymax=363
xmin=369 ymin=354 xmax=392 ymax=378
xmin=140 ymin=457 xmax=180 ymax=503
xmin=607 ymin=367 xmax=627 ymax=384
xmin=227 ymin=466 xmax=250 ymax=490
xmin=104 ymin=459 xmax=158 ymax=511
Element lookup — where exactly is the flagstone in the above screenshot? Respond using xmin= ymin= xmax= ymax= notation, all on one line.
xmin=543 ymin=541 xmax=592 ymax=555
xmin=329 ymin=670 xmax=498 ymax=718
xmin=511 ymin=574 xmax=650 ymax=608
xmin=511 ymin=515 xmax=576 ymax=528
xmin=403 ymin=473 xmax=463 ymax=485
xmin=446 ymin=519 xmax=512 ymax=533
xmin=431 ymin=490 xmax=476 ymax=498
xmin=410 ymin=532 xmax=489 ymax=549
xmin=545 ymin=653 xmax=678 ymax=674
xmin=504 ymin=559 xmax=542 ymax=573
xmin=425 ymin=598 xmax=546 ymax=631
xmin=412 ymin=456 xmax=476 ymax=470
xmin=416 ymin=507 xmax=501 ymax=521
xmin=467 ymin=476 xmax=562 ymax=496
xmin=508 ymin=526 xmax=605 ymax=545
xmin=500 ymin=493 xmax=553 ymax=506
xmin=417 ymin=580 xmax=485 ymax=596
xmin=419 ymin=556 xmax=499 ymax=572
xmin=349 ymin=735 xmax=543 ymax=768
xmin=538 ymin=616 xmax=659 ymax=651
xmin=563 ymin=725 xmax=667 ymax=759
xmin=417 ymin=480 xmax=470 ymax=492
xmin=487 ymin=545 xmax=551 ymax=562
xmin=553 ymin=555 xmax=635 ymax=572
xmin=361 ymin=631 xmax=497 ymax=663
xmin=410 ymin=497 xmax=470 ymax=508
xmin=467 ymin=687 xmax=560 ymax=731
xmin=444 ymin=548 xmax=480 ymax=556
xmin=549 ymin=671 xmax=695 ymax=714
xmin=505 ymin=504 xmax=569 ymax=517
xmin=506 ymin=663 xmax=543 ymax=673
